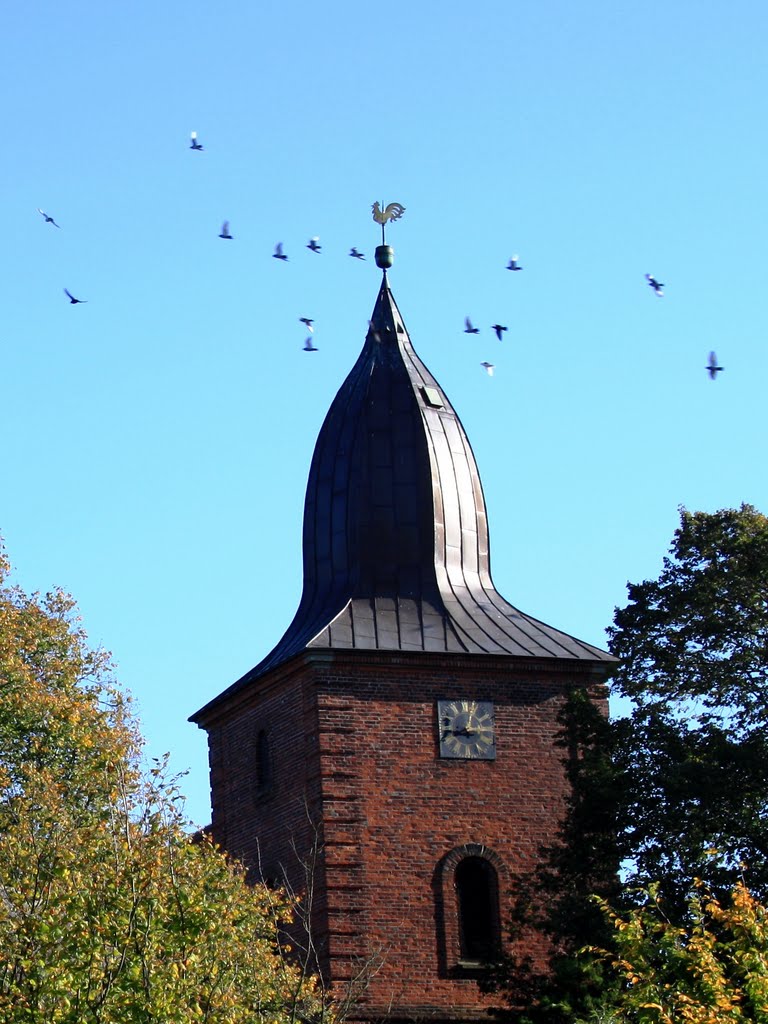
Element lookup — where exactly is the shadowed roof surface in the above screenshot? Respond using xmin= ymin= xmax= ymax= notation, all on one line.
xmin=192 ymin=274 xmax=612 ymax=720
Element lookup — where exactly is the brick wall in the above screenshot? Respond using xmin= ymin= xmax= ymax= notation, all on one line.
xmin=198 ymin=649 xmax=607 ymax=1023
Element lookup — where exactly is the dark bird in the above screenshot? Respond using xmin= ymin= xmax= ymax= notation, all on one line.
xmin=190 ymin=131 xmax=203 ymax=151
xmin=707 ymin=351 xmax=724 ymax=380
xmin=300 ymin=317 xmax=314 ymax=333
xmin=304 ymin=337 xmax=318 ymax=352
xmin=464 ymin=317 xmax=480 ymax=335
xmin=645 ymin=273 xmax=664 ymax=296
xmin=350 ymin=247 xmax=365 ymax=260
xmin=219 ymin=221 xmax=233 ymax=239
xmin=64 ymin=288 xmax=86 ymax=304
xmin=480 ymin=362 xmax=495 ymax=376
xmin=491 ymin=324 xmax=508 ymax=341
xmin=507 ymin=255 xmax=523 ymax=271
xmin=307 ymin=237 xmax=322 ymax=253
xmin=37 ymin=208 xmax=60 ymax=228
xmin=273 ymin=242 xmax=288 ymax=261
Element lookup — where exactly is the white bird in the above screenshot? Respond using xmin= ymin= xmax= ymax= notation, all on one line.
xmin=190 ymin=131 xmax=203 ymax=151
xmin=307 ymin=237 xmax=322 ymax=253
xmin=507 ymin=255 xmax=523 ymax=271
xmin=300 ymin=317 xmax=314 ymax=332
xmin=480 ymin=362 xmax=495 ymax=376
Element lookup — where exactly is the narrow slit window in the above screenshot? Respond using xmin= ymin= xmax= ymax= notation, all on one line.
xmin=256 ymin=729 xmax=272 ymax=792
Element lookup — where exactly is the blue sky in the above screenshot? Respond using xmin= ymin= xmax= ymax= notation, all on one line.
xmin=3 ymin=1 xmax=767 ymax=826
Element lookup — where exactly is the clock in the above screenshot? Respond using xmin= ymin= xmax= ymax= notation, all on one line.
xmin=437 ymin=699 xmax=496 ymax=760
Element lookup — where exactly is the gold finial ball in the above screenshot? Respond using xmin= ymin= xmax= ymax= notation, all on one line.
xmin=375 ymin=245 xmax=394 ymax=269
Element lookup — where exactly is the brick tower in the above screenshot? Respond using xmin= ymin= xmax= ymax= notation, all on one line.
xmin=190 ymin=241 xmax=614 ymax=1023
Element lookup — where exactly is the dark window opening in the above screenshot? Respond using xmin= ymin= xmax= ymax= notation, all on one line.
xmin=256 ymin=729 xmax=272 ymax=792
xmin=455 ymin=856 xmax=498 ymax=963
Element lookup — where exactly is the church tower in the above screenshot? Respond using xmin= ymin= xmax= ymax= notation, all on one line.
xmin=191 ymin=222 xmax=614 ymax=1023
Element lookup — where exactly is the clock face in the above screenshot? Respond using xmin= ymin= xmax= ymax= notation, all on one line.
xmin=438 ymin=699 xmax=496 ymax=760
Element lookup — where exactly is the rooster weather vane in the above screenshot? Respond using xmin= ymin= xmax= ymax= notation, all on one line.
xmin=372 ymin=201 xmax=406 ymax=241
xmin=371 ymin=202 xmax=405 ymax=270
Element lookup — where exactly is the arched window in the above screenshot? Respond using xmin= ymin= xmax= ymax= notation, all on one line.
xmin=437 ymin=844 xmax=504 ymax=973
xmin=455 ymin=856 xmax=499 ymax=963
xmin=256 ymin=729 xmax=272 ymax=793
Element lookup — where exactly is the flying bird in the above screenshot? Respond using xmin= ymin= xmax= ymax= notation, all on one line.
xmin=507 ymin=255 xmax=523 ymax=271
xmin=303 ymin=337 xmax=318 ymax=352
xmin=372 ymin=201 xmax=406 ymax=225
xmin=64 ymin=288 xmax=86 ymax=304
xmin=707 ymin=351 xmax=724 ymax=380
xmin=350 ymin=247 xmax=365 ymax=260
xmin=645 ymin=273 xmax=664 ymax=296
xmin=273 ymin=243 xmax=288 ymax=261
xmin=307 ymin=237 xmax=322 ymax=253
xmin=190 ymin=131 xmax=203 ymax=151
xmin=464 ymin=317 xmax=480 ymax=335
xmin=300 ymin=317 xmax=314 ymax=332
xmin=37 ymin=208 xmax=60 ymax=228
xmin=481 ymin=362 xmax=495 ymax=376
xmin=219 ymin=221 xmax=233 ymax=239
xmin=491 ymin=324 xmax=508 ymax=341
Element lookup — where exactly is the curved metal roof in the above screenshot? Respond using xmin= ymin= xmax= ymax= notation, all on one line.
xmin=193 ymin=275 xmax=613 ymax=719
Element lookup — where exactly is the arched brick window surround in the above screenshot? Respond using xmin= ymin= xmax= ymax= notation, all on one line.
xmin=435 ymin=843 xmax=506 ymax=975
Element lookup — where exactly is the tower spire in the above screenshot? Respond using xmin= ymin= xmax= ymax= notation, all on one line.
xmin=192 ymin=208 xmax=612 ymax=718
xmin=190 ymin=208 xmax=616 ymax=1024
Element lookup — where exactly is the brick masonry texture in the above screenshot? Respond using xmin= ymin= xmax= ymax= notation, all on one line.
xmin=199 ymin=649 xmax=607 ymax=1023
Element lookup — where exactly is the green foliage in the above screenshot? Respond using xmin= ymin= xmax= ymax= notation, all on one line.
xmin=585 ymin=881 xmax=768 ymax=1024
xmin=609 ymin=504 xmax=768 ymax=732
xmin=0 ymin=544 xmax=331 ymax=1024
xmin=609 ymin=505 xmax=768 ymax=910
xmin=611 ymin=710 xmax=768 ymax=913
xmin=491 ymin=505 xmax=768 ymax=1023
xmin=484 ymin=688 xmax=622 ymax=1024
xmin=0 ymin=547 xmax=137 ymax=814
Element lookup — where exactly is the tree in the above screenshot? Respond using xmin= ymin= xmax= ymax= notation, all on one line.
xmin=608 ymin=505 xmax=768 ymax=910
xmin=489 ymin=506 xmax=768 ymax=1023
xmin=609 ymin=504 xmax=768 ymax=731
xmin=585 ymin=881 xmax=768 ymax=1024
xmin=0 ymin=544 xmax=332 ymax=1024
xmin=0 ymin=547 xmax=137 ymax=813
xmin=483 ymin=687 xmax=622 ymax=1024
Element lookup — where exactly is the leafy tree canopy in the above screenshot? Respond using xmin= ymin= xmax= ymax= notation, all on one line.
xmin=0 ymin=546 xmax=137 ymax=811
xmin=608 ymin=505 xmax=768 ymax=908
xmin=608 ymin=504 xmax=768 ymax=733
xmin=0 ymin=544 xmax=331 ymax=1024
xmin=586 ymin=881 xmax=768 ymax=1024
xmin=490 ymin=506 xmax=768 ymax=1023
